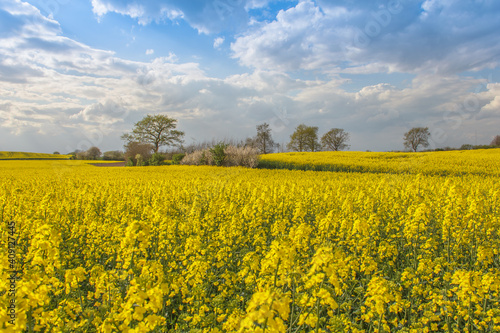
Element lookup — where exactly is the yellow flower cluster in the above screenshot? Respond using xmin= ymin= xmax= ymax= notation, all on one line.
xmin=0 ymin=149 xmax=499 ymax=332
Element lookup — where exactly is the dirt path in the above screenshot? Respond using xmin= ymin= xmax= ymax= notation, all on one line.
xmin=90 ymin=162 xmax=126 ymax=167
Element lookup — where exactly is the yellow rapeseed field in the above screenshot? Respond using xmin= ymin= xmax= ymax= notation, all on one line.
xmin=259 ymin=149 xmax=500 ymax=176
xmin=0 ymin=152 xmax=71 ymax=160
xmin=1 ymin=150 xmax=499 ymax=332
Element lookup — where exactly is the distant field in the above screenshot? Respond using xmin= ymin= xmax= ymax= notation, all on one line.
xmin=0 ymin=151 xmax=71 ymax=160
xmin=259 ymin=148 xmax=500 ymax=176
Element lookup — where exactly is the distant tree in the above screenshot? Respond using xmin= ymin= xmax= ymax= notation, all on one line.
xmin=124 ymin=142 xmax=154 ymax=165
xmin=287 ymin=124 xmax=320 ymax=152
xmin=244 ymin=137 xmax=257 ymax=149
xmin=103 ymin=150 xmax=125 ymax=161
xmin=460 ymin=144 xmax=474 ymax=150
xmin=86 ymin=146 xmax=102 ymax=160
xmin=76 ymin=151 xmax=87 ymax=160
xmin=491 ymin=135 xmax=500 ymax=146
xmin=121 ymin=114 xmax=184 ymax=153
xmin=53 ymin=151 xmax=60 ymax=155
xmin=321 ymin=128 xmax=350 ymax=151
xmin=276 ymin=143 xmax=287 ymax=153
xmin=254 ymin=123 xmax=276 ymax=154
xmin=403 ymin=127 xmax=431 ymax=152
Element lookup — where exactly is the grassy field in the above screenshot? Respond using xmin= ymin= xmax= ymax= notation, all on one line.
xmin=0 ymin=151 xmax=71 ymax=160
xmin=0 ymin=151 xmax=499 ymax=332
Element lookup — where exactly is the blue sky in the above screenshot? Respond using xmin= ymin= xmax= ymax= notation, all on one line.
xmin=0 ymin=0 xmax=499 ymax=153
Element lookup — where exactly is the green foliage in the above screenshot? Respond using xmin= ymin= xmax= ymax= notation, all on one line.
xmin=135 ymin=154 xmax=146 ymax=166
xmin=172 ymin=153 xmax=185 ymax=165
xmin=86 ymin=146 xmax=102 ymax=160
xmin=121 ymin=114 xmax=184 ymax=153
xmin=210 ymin=142 xmax=228 ymax=166
xmin=287 ymin=124 xmax=320 ymax=152
xmin=125 ymin=157 xmax=134 ymax=167
xmin=148 ymin=153 xmax=165 ymax=166
xmin=200 ymin=151 xmax=209 ymax=165
xmin=103 ymin=150 xmax=125 ymax=161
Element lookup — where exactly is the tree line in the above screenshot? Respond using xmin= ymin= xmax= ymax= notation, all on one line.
xmin=68 ymin=114 xmax=500 ymax=163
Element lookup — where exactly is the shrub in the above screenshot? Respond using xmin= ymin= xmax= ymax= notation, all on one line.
xmin=136 ymin=154 xmax=147 ymax=166
xmin=76 ymin=151 xmax=87 ymax=160
xmin=124 ymin=142 xmax=153 ymax=165
xmin=149 ymin=153 xmax=165 ymax=166
xmin=103 ymin=150 xmax=125 ymax=161
xmin=210 ymin=142 xmax=228 ymax=166
xmin=225 ymin=145 xmax=260 ymax=168
xmin=172 ymin=153 xmax=185 ymax=165
xmin=200 ymin=150 xmax=214 ymax=165
xmin=125 ymin=157 xmax=134 ymax=167
xmin=181 ymin=145 xmax=259 ymax=168
xmin=181 ymin=149 xmax=213 ymax=166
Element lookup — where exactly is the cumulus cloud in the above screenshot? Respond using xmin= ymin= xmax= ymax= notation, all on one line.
xmin=1 ymin=0 xmax=499 ymax=152
xmin=232 ymin=0 xmax=500 ymax=75
xmin=71 ymin=100 xmax=129 ymax=124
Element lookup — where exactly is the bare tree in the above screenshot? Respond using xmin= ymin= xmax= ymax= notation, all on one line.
xmin=321 ymin=128 xmax=350 ymax=151
xmin=244 ymin=137 xmax=257 ymax=148
xmin=490 ymin=135 xmax=500 ymax=146
xmin=254 ymin=123 xmax=276 ymax=154
xmin=403 ymin=127 xmax=431 ymax=152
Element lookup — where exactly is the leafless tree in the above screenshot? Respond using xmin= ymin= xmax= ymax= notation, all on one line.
xmin=321 ymin=128 xmax=350 ymax=151
xmin=403 ymin=127 xmax=431 ymax=152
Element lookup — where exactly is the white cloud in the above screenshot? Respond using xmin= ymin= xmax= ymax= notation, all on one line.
xmin=146 ymin=49 xmax=154 ymax=55
xmin=90 ymin=0 xmax=254 ymax=33
xmin=1 ymin=0 xmax=500 ymax=152
xmin=71 ymin=99 xmax=129 ymax=124
xmin=232 ymin=1 xmax=335 ymax=72
xmin=213 ymin=37 xmax=224 ymax=49
xmin=91 ymin=0 xmax=182 ymax=25
xmin=231 ymin=0 xmax=500 ymax=75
